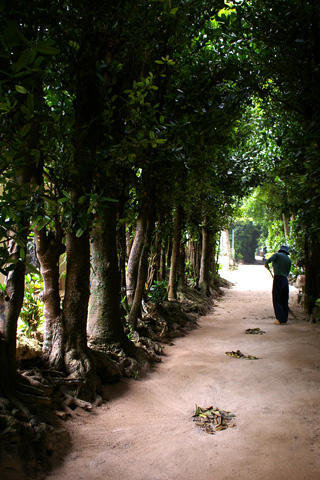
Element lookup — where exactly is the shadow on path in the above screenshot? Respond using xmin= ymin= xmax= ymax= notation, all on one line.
xmin=48 ymin=264 xmax=320 ymax=480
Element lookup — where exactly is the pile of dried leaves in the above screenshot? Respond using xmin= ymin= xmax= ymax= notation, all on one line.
xmin=245 ymin=328 xmax=265 ymax=335
xmin=193 ymin=405 xmax=236 ymax=434
xmin=225 ymin=350 xmax=259 ymax=360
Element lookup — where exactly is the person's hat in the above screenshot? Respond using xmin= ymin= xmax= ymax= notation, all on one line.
xmin=279 ymin=245 xmax=289 ymax=254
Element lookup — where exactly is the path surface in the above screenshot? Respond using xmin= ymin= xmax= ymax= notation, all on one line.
xmin=48 ymin=265 xmax=320 ymax=480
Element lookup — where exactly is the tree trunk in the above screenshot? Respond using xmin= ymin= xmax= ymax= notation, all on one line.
xmin=0 ymin=78 xmax=42 ymax=397
xmin=58 ymin=23 xmax=102 ymax=387
xmin=62 ymin=230 xmax=93 ymax=378
xmin=167 ymin=238 xmax=172 ymax=276
xmin=177 ymin=242 xmax=186 ymax=290
xmin=34 ymin=227 xmax=64 ymax=366
xmin=126 ymin=212 xmax=147 ymax=306
xmin=118 ymin=220 xmax=127 ymax=293
xmin=88 ymin=205 xmax=127 ymax=346
xmin=188 ymin=240 xmax=196 ymax=280
xmin=282 ymin=213 xmax=290 ymax=242
xmin=168 ymin=205 xmax=183 ymax=301
xmin=160 ymin=242 xmax=167 ymax=281
xmin=193 ymin=240 xmax=201 ymax=286
xmin=128 ymin=213 xmax=154 ymax=329
xmin=224 ymin=229 xmax=234 ymax=267
xmin=151 ymin=225 xmax=161 ymax=283
xmin=304 ymin=232 xmax=320 ymax=315
xmin=126 ymin=226 xmax=132 ymax=259
xmin=0 ymin=161 xmax=35 ymax=396
xmin=0 ymin=241 xmax=25 ymax=396
xmin=199 ymin=221 xmax=213 ymax=296
xmin=210 ymin=233 xmax=218 ymax=283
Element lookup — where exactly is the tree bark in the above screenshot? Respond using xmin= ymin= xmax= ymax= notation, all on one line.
xmin=188 ymin=240 xmax=199 ymax=283
xmin=34 ymin=227 xmax=64 ymax=367
xmin=282 ymin=213 xmax=290 ymax=242
xmin=151 ymin=224 xmax=161 ymax=283
xmin=126 ymin=211 xmax=147 ymax=306
xmin=168 ymin=205 xmax=183 ymax=301
xmin=126 ymin=226 xmax=132 ymax=259
xmin=62 ymin=229 xmax=92 ymax=378
xmin=0 ymin=160 xmax=36 ymax=396
xmin=88 ymin=205 xmax=127 ymax=346
xmin=57 ymin=22 xmax=102 ymax=386
xmin=224 ymin=229 xmax=234 ymax=267
xmin=304 ymin=232 xmax=320 ymax=315
xmin=199 ymin=220 xmax=213 ymax=296
xmin=0 ymin=241 xmax=25 ymax=396
xmin=210 ymin=232 xmax=218 ymax=282
xmin=118 ymin=220 xmax=127 ymax=293
xmin=128 ymin=213 xmax=154 ymax=329
xmin=177 ymin=242 xmax=186 ymax=290
xmin=192 ymin=240 xmax=201 ymax=286
xmin=0 ymin=77 xmax=43 ymax=396
xmin=160 ymin=241 xmax=167 ymax=281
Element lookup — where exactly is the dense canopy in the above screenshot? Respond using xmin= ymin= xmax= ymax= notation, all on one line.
xmin=1 ymin=0 xmax=320 ymax=476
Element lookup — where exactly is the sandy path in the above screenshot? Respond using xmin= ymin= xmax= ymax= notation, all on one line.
xmin=48 ymin=265 xmax=320 ymax=480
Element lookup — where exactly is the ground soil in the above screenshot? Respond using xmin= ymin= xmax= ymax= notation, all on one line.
xmin=47 ymin=264 xmax=320 ymax=480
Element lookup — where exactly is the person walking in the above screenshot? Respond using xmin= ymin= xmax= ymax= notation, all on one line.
xmin=265 ymin=245 xmax=291 ymax=324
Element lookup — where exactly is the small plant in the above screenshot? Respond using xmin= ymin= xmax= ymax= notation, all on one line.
xmin=18 ymin=273 xmax=44 ymax=337
xmin=121 ymin=294 xmax=130 ymax=316
xmin=147 ymin=280 xmax=168 ymax=303
xmin=187 ymin=276 xmax=197 ymax=288
xmin=125 ymin=321 xmax=135 ymax=341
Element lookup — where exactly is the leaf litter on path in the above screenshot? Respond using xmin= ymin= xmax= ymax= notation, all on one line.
xmin=193 ymin=405 xmax=236 ymax=435
xmin=225 ymin=350 xmax=259 ymax=360
xmin=245 ymin=328 xmax=265 ymax=335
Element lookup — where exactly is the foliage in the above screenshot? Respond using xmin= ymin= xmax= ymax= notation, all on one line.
xmin=18 ymin=273 xmax=44 ymax=337
xmin=0 ymin=0 xmax=320 ymax=376
xmin=185 ymin=260 xmax=197 ymax=287
xmin=147 ymin=280 xmax=168 ymax=304
xmin=233 ymin=221 xmax=261 ymax=263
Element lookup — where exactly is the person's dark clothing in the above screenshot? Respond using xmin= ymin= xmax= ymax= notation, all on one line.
xmin=265 ymin=252 xmax=291 ymax=277
xmin=265 ymin=251 xmax=291 ymax=323
xmin=272 ymin=275 xmax=289 ymax=323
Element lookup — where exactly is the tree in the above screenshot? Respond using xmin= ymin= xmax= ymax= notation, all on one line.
xmin=240 ymin=0 xmax=320 ymax=312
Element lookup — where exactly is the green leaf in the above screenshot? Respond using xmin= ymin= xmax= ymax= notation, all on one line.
xmin=36 ymin=44 xmax=59 ymax=55
xmin=20 ymin=123 xmax=31 ymax=137
xmin=15 ymin=236 xmax=25 ymax=247
xmin=12 ymin=49 xmax=37 ymax=72
xmin=15 ymin=85 xmax=28 ymax=94
xmin=25 ymin=262 xmax=40 ymax=275
xmin=76 ymin=228 xmax=84 ymax=238
xmin=20 ymin=105 xmax=31 ymax=117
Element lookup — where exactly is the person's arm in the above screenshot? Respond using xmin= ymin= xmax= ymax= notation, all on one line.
xmin=264 ymin=253 xmax=276 ymax=268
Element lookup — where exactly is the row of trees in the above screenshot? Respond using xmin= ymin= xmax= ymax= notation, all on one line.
xmin=0 ymin=1 xmax=261 ymax=401
xmin=239 ymin=0 xmax=320 ymax=313
xmin=1 ymin=0 xmax=319 ymax=407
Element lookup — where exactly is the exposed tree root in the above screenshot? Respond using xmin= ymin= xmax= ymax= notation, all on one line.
xmin=0 ymin=356 xmax=117 ymax=480
xmin=0 ymin=376 xmax=70 ymax=480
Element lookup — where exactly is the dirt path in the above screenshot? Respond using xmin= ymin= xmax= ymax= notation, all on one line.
xmin=48 ymin=265 xmax=320 ymax=480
